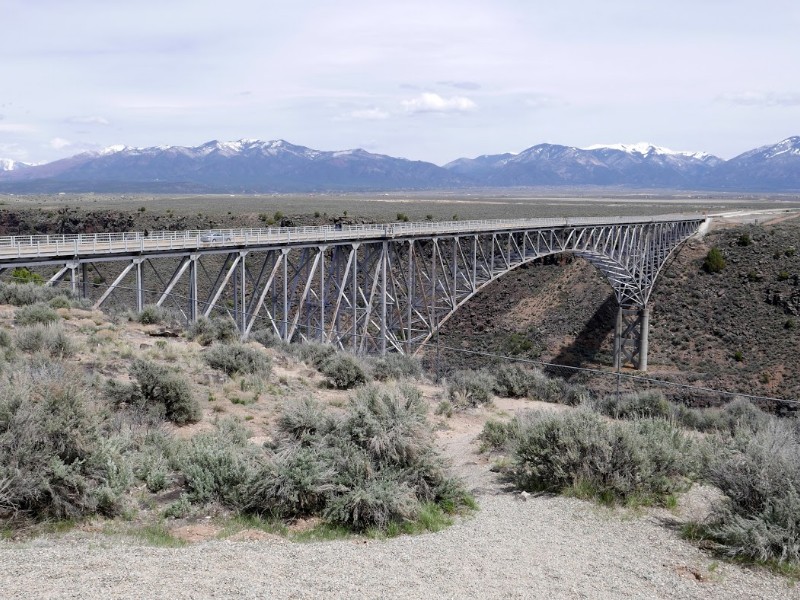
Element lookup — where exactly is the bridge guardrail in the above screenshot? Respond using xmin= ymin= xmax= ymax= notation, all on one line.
xmin=0 ymin=213 xmax=707 ymax=261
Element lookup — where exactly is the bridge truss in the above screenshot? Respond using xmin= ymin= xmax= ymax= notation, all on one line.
xmin=0 ymin=215 xmax=706 ymax=370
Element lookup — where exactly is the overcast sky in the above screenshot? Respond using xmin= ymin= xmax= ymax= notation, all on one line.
xmin=2 ymin=0 xmax=799 ymax=165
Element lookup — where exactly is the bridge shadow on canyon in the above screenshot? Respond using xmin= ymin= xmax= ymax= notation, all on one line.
xmin=544 ymin=292 xmax=617 ymax=379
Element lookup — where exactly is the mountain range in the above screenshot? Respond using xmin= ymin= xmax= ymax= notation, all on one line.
xmin=0 ymin=136 xmax=798 ymax=193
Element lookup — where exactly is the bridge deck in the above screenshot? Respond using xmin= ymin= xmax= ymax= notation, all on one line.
xmin=0 ymin=213 xmax=705 ymax=263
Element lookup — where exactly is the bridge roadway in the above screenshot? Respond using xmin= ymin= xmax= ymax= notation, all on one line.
xmin=0 ymin=213 xmax=709 ymax=370
xmin=0 ymin=214 xmax=703 ymax=263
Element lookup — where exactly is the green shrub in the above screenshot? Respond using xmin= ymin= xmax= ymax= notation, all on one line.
xmin=715 ymin=397 xmax=770 ymax=435
xmin=510 ymin=409 xmax=694 ymax=505
xmin=701 ymin=418 xmax=800 ymax=564
xmin=118 ymin=358 xmax=200 ymax=425
xmin=321 ymin=354 xmax=368 ymax=389
xmin=340 ymin=384 xmax=430 ymax=467
xmin=737 ymin=233 xmax=752 ymax=247
xmin=250 ymin=328 xmax=282 ymax=348
xmin=324 ymin=476 xmax=419 ymax=530
xmin=242 ymin=383 xmax=469 ymax=531
xmin=0 ymin=363 xmax=131 ymax=519
xmin=244 ymin=445 xmax=338 ymax=518
xmin=447 ymin=370 xmax=496 ymax=407
xmin=136 ymin=305 xmax=165 ymax=325
xmin=493 ymin=364 xmax=534 ymax=398
xmin=502 ymin=332 xmax=534 ymax=355
xmin=48 ymin=295 xmax=72 ymax=309
xmin=163 ymin=494 xmax=192 ymax=519
xmin=14 ymin=302 xmax=60 ymax=326
xmin=277 ymin=397 xmax=337 ymax=440
xmin=369 ymin=353 xmax=422 ymax=381
xmin=180 ymin=422 xmax=256 ymax=506
xmin=14 ymin=325 xmax=47 ymax=353
xmin=703 ymin=247 xmax=726 ymax=273
xmin=9 ymin=267 xmax=44 ymax=285
xmin=291 ymin=341 xmax=336 ymax=369
xmin=187 ymin=316 xmax=239 ymax=346
xmin=14 ymin=324 xmax=75 ymax=358
xmin=204 ymin=342 xmax=271 ymax=376
xmin=0 ymin=328 xmax=11 ymax=349
xmin=595 ymin=390 xmax=672 ymax=420
xmin=0 ymin=282 xmax=76 ymax=306
xmin=777 ymin=270 xmax=790 ymax=282
xmin=478 ymin=419 xmax=523 ymax=452
xmin=492 ymin=365 xmax=585 ymax=405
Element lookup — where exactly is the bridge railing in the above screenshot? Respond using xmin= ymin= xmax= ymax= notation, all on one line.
xmin=0 ymin=214 xmax=706 ymax=260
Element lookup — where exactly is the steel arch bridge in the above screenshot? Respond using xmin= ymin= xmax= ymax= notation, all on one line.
xmin=0 ymin=214 xmax=708 ymax=370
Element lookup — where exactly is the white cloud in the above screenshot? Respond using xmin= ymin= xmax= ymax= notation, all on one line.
xmin=49 ymin=137 xmax=73 ymax=150
xmin=718 ymin=91 xmax=800 ymax=107
xmin=68 ymin=115 xmax=110 ymax=125
xmin=402 ymin=92 xmax=477 ymax=114
xmin=350 ymin=107 xmax=390 ymax=120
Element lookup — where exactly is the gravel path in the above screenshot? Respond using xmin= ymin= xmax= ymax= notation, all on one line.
xmin=1 ymin=493 xmax=795 ymax=599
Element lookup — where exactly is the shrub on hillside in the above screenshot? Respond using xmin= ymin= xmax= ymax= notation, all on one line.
xmin=204 ymin=342 xmax=271 ymax=376
xmin=14 ymin=324 xmax=76 ymax=358
xmin=447 ymin=370 xmax=496 ymax=407
xmin=493 ymin=364 xmax=535 ymax=398
xmin=180 ymin=420 xmax=256 ymax=506
xmin=245 ymin=445 xmax=339 ymax=518
xmin=594 ymin=390 xmax=672 ymax=420
xmin=276 ymin=396 xmax=337 ymax=440
xmin=14 ymin=302 xmax=60 ymax=326
xmin=478 ymin=418 xmax=524 ymax=452
xmin=136 ymin=304 xmax=166 ymax=325
xmin=187 ymin=316 xmax=239 ymax=346
xmin=250 ymin=328 xmax=282 ymax=349
xmin=510 ymin=409 xmax=694 ymax=505
xmin=291 ymin=341 xmax=336 ymax=369
xmin=703 ymin=247 xmax=726 ymax=273
xmin=0 ymin=282 xmax=78 ymax=307
xmin=369 ymin=353 xmax=422 ymax=381
xmin=321 ymin=354 xmax=368 ymax=389
xmin=0 ymin=362 xmax=131 ymax=519
xmin=0 ymin=328 xmax=12 ymax=349
xmin=9 ymin=267 xmax=44 ymax=285
xmin=242 ymin=384 xmax=470 ymax=531
xmin=492 ymin=364 xmax=588 ymax=406
xmin=701 ymin=418 xmax=800 ymax=564
xmin=47 ymin=295 xmax=73 ymax=309
xmin=110 ymin=358 xmax=200 ymax=425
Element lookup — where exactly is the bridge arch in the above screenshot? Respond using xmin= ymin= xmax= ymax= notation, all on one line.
xmin=414 ymin=247 xmax=622 ymax=350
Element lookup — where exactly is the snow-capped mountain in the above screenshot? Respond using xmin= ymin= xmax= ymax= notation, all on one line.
xmin=0 ymin=139 xmax=463 ymax=192
xmin=582 ymin=142 xmax=718 ymax=162
xmin=0 ymin=158 xmax=33 ymax=172
xmin=444 ymin=142 xmax=724 ymax=187
xmin=707 ymin=137 xmax=800 ymax=190
xmin=0 ymin=137 xmax=798 ymax=192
